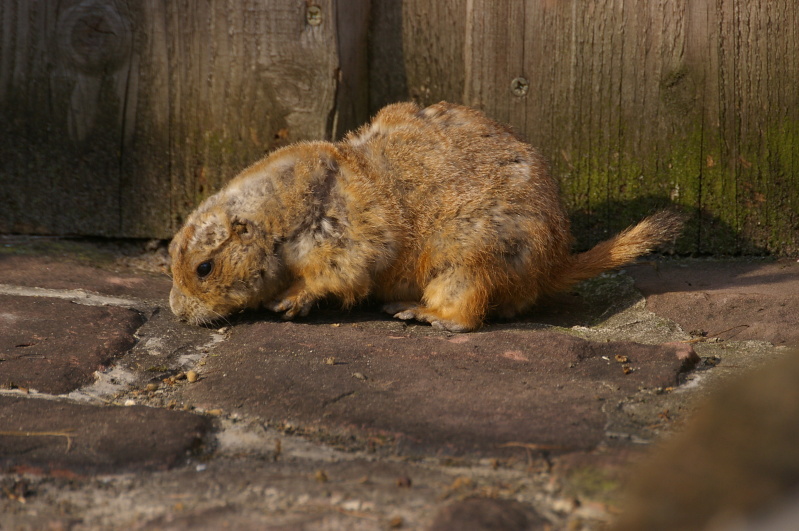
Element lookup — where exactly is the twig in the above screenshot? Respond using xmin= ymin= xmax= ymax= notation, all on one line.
xmin=682 ymin=324 xmax=750 ymax=344
xmin=0 ymin=430 xmax=76 ymax=453
xmin=498 ymin=442 xmax=564 ymax=451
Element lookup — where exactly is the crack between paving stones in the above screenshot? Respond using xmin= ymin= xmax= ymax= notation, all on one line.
xmin=0 ymin=283 xmax=146 ymax=311
xmin=321 ymin=390 xmax=356 ymax=408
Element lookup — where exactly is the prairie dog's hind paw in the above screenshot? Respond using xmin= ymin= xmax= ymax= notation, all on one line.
xmin=381 ymin=301 xmax=419 ymax=315
xmin=390 ymin=305 xmax=474 ymax=333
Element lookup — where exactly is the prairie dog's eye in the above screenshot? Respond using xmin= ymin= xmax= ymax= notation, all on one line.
xmin=196 ymin=260 xmax=213 ymax=278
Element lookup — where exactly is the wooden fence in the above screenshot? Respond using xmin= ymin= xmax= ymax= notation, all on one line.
xmin=2 ymin=0 xmax=798 ymax=255
xmin=0 ymin=0 xmax=368 ymax=238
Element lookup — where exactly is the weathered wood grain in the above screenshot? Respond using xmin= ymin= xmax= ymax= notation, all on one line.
xmin=402 ymin=0 xmax=467 ymax=105
xmin=367 ymin=0 xmax=407 ymax=113
xmin=0 ymin=0 xmax=132 ymax=235
xmin=2 ymin=1 xmax=797 ymax=254
xmin=334 ymin=0 xmax=371 ymax=137
xmin=399 ymin=0 xmax=799 ymax=254
xmin=1 ymin=0 xmax=366 ymax=238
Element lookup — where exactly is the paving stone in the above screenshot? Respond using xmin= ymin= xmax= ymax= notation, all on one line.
xmin=0 ymin=254 xmax=171 ymax=301
xmin=0 ymin=396 xmax=211 ymax=474
xmin=3 ymin=244 xmax=790 ymax=529
xmin=0 ymin=295 xmax=144 ymax=394
xmin=629 ymin=258 xmax=799 ymax=345
xmin=182 ymin=321 xmax=697 ymax=456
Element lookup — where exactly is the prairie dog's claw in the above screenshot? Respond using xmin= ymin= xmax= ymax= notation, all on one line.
xmin=391 ymin=305 xmax=472 ymax=332
xmin=268 ymin=294 xmax=314 ymax=319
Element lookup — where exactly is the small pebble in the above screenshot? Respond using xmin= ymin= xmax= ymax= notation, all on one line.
xmin=124 ymin=399 xmax=136 ymax=406
xmin=353 ymin=372 xmax=367 ymax=381
xmin=315 ymin=469 xmax=328 ymax=483
xmin=146 ymin=383 xmax=159 ymax=392
xmin=324 ymin=357 xmax=336 ymax=365
xmin=186 ymin=370 xmax=199 ymax=383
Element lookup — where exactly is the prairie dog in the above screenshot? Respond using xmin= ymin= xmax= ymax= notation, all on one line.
xmin=169 ymin=102 xmax=682 ymax=331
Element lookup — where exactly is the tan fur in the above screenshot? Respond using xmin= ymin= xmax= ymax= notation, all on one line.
xmin=169 ymin=102 xmax=683 ymax=331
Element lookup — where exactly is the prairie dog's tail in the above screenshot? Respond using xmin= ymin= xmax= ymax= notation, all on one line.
xmin=554 ymin=210 xmax=684 ymax=291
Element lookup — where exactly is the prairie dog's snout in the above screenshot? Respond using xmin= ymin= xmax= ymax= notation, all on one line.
xmin=168 ymin=102 xmax=683 ymax=331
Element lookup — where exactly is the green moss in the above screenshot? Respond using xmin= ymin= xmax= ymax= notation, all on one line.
xmin=553 ymin=113 xmax=799 ymax=255
xmin=564 ymin=466 xmax=622 ymax=505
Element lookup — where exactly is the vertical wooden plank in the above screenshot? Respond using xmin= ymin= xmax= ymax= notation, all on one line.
xmin=787 ymin=0 xmax=799 ymax=252
xmin=590 ymin=0 xmax=625 ymax=239
xmin=734 ymin=1 xmax=765 ymax=253
xmin=333 ymin=0 xmax=370 ymax=135
xmin=464 ymin=0 xmax=526 ymax=132
xmin=117 ymin=0 xmax=171 ymax=239
xmin=0 ymin=0 xmax=132 ymax=236
xmin=402 ymin=0 xmax=467 ymax=105
xmin=522 ymin=0 xmax=578 ymax=221
xmin=542 ymin=0 xmax=628 ymax=247
xmin=563 ymin=0 xmax=600 ymax=244
xmin=0 ymin=0 xmax=51 ymax=233
xmin=569 ymin=0 xmax=612 ymax=245
xmin=696 ymin=0 xmax=739 ymax=254
xmin=740 ymin=0 xmax=799 ymax=253
xmin=652 ymin=1 xmax=703 ymax=253
xmin=608 ymin=1 xmax=683 ymax=237
xmin=623 ymin=0 xmax=702 ymax=254
xmin=367 ymin=0 xmax=407 ymax=113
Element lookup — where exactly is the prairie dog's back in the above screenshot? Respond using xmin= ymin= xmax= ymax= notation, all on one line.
xmin=342 ymin=101 xmax=572 ymax=277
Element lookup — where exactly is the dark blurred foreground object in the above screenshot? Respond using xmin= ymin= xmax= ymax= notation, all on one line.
xmin=614 ymin=351 xmax=799 ymax=530
xmin=428 ymin=497 xmax=547 ymax=531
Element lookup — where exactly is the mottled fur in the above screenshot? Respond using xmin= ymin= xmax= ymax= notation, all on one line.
xmin=169 ymin=102 xmax=683 ymax=331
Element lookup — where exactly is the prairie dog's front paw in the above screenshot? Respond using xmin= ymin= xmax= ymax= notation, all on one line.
xmin=267 ymin=291 xmax=315 ymax=319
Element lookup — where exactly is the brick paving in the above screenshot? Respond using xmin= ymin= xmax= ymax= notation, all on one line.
xmin=1 ymin=239 xmax=797 ymax=530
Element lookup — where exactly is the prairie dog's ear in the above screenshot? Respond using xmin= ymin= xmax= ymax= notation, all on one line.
xmin=190 ymin=210 xmax=231 ymax=249
xmin=231 ymin=216 xmax=255 ymax=242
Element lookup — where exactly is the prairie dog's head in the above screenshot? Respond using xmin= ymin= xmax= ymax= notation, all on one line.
xmin=169 ymin=203 xmax=284 ymax=325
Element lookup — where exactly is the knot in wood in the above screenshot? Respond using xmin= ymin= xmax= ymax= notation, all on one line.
xmin=56 ymin=1 xmax=132 ymax=75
